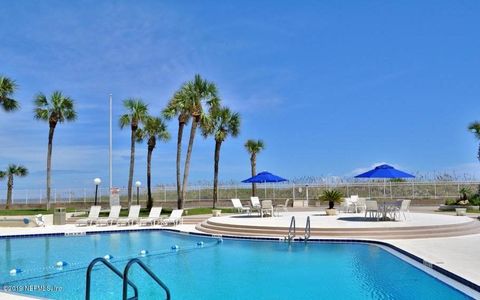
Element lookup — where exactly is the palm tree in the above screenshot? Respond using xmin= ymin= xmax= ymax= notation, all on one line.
xmin=202 ymin=107 xmax=240 ymax=208
xmin=120 ymin=99 xmax=149 ymax=204
xmin=0 ymin=164 xmax=28 ymax=209
xmin=163 ymin=74 xmax=219 ymax=208
xmin=136 ymin=116 xmax=170 ymax=210
xmin=469 ymin=122 xmax=480 ymax=162
xmin=34 ymin=91 xmax=76 ymax=209
xmin=0 ymin=76 xmax=20 ymax=112
xmin=244 ymin=139 xmax=265 ymax=196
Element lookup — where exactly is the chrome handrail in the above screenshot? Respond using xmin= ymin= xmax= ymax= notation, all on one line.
xmin=304 ymin=216 xmax=311 ymax=241
xmin=85 ymin=257 xmax=138 ymax=300
xmin=287 ymin=216 xmax=296 ymax=241
xmin=123 ymin=258 xmax=171 ymax=300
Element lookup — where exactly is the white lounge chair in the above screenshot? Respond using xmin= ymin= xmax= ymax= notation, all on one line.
xmin=260 ymin=200 xmax=274 ymax=218
xmin=162 ymin=209 xmax=183 ymax=226
xmin=365 ymin=200 xmax=379 ymax=221
xmin=250 ymin=196 xmax=261 ymax=215
xmin=117 ymin=205 xmax=141 ymax=226
xmin=139 ymin=207 xmax=163 ymax=226
xmin=231 ymin=198 xmax=250 ymax=214
xmin=97 ymin=205 xmax=122 ymax=226
xmin=75 ymin=206 xmax=101 ymax=226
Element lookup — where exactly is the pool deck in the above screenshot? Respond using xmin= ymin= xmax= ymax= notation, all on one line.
xmin=1 ymin=210 xmax=480 ymax=299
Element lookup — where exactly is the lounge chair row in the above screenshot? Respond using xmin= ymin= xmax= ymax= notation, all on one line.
xmin=75 ymin=205 xmax=183 ymax=227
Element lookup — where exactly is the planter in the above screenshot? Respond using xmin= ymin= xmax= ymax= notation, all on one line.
xmin=455 ymin=208 xmax=467 ymax=216
xmin=325 ymin=208 xmax=337 ymax=216
xmin=212 ymin=209 xmax=222 ymax=217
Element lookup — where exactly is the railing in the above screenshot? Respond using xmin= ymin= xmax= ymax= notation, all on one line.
xmin=304 ymin=216 xmax=311 ymax=241
xmin=287 ymin=216 xmax=296 ymax=242
xmin=85 ymin=257 xmax=138 ymax=300
xmin=123 ymin=258 xmax=171 ymax=300
xmin=1 ymin=181 xmax=479 ymax=206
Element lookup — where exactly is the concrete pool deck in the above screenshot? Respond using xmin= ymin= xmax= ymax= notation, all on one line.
xmin=1 ymin=210 xmax=480 ymax=299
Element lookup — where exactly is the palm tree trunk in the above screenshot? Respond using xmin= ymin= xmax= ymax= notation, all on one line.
xmin=213 ymin=140 xmax=222 ymax=208
xmin=46 ymin=124 xmax=55 ymax=210
xmin=176 ymin=121 xmax=185 ymax=209
xmin=251 ymin=154 xmax=257 ymax=196
xmin=181 ymin=117 xmax=198 ymax=209
xmin=146 ymin=138 xmax=155 ymax=211
xmin=127 ymin=127 xmax=136 ymax=205
xmin=6 ymin=175 xmax=13 ymax=209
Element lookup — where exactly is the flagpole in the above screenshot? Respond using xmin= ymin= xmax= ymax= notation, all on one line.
xmin=109 ymin=94 xmax=113 ymax=197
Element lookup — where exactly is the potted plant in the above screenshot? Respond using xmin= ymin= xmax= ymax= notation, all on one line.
xmin=320 ymin=189 xmax=343 ymax=215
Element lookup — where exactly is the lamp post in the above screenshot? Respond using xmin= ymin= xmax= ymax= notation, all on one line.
xmin=94 ymin=178 xmax=102 ymax=205
xmin=135 ymin=181 xmax=141 ymax=205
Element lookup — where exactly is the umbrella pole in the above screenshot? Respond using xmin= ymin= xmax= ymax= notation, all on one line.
xmin=264 ymin=182 xmax=267 ymax=199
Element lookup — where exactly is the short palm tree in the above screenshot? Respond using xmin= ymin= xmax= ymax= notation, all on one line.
xmin=163 ymin=74 xmax=219 ymax=208
xmin=202 ymin=106 xmax=241 ymax=208
xmin=0 ymin=164 xmax=28 ymax=209
xmin=0 ymin=76 xmax=20 ymax=112
xmin=34 ymin=91 xmax=76 ymax=209
xmin=136 ymin=116 xmax=170 ymax=210
xmin=120 ymin=99 xmax=149 ymax=204
xmin=244 ymin=139 xmax=265 ymax=196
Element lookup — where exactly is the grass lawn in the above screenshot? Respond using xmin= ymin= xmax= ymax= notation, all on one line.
xmin=0 ymin=207 xmax=236 ymax=217
xmin=0 ymin=208 xmax=77 ymax=216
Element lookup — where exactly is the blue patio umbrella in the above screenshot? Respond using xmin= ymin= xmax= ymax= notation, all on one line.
xmin=355 ymin=164 xmax=415 ymax=179
xmin=355 ymin=164 xmax=415 ymax=198
xmin=242 ymin=171 xmax=288 ymax=198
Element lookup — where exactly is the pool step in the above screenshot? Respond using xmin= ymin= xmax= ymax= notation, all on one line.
xmin=196 ymin=218 xmax=480 ymax=240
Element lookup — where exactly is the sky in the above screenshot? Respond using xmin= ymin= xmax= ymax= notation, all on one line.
xmin=1 ymin=0 xmax=480 ymax=189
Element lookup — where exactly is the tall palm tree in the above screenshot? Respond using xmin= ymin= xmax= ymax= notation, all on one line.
xmin=244 ymin=139 xmax=265 ymax=196
xmin=0 ymin=164 xmax=28 ymax=209
xmin=34 ymin=91 xmax=76 ymax=209
xmin=469 ymin=122 xmax=480 ymax=162
xmin=136 ymin=116 xmax=170 ymax=210
xmin=164 ymin=74 xmax=219 ymax=208
xmin=120 ymin=99 xmax=149 ymax=204
xmin=0 ymin=76 xmax=20 ymax=112
xmin=202 ymin=107 xmax=240 ymax=208
xmin=163 ymin=89 xmax=191 ymax=209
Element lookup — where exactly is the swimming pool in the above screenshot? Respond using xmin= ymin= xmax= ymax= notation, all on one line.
xmin=0 ymin=230 xmax=475 ymax=299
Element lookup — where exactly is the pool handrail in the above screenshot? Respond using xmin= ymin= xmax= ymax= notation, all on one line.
xmin=123 ymin=258 xmax=171 ymax=300
xmin=85 ymin=257 xmax=138 ymax=300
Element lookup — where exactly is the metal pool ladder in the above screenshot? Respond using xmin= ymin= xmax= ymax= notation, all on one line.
xmin=304 ymin=216 xmax=311 ymax=242
xmin=85 ymin=257 xmax=171 ymax=300
xmin=286 ymin=216 xmax=296 ymax=242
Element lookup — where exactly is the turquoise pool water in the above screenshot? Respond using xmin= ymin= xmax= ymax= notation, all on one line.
xmin=0 ymin=231 xmax=473 ymax=299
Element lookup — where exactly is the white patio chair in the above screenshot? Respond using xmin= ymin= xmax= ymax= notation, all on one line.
xmin=162 ymin=209 xmax=184 ymax=226
xmin=231 ymin=198 xmax=251 ymax=214
xmin=97 ymin=205 xmax=122 ymax=226
xmin=260 ymin=200 xmax=274 ymax=218
xmin=392 ymin=199 xmax=411 ymax=221
xmin=117 ymin=205 xmax=141 ymax=226
xmin=365 ymin=200 xmax=380 ymax=221
xmin=250 ymin=196 xmax=261 ymax=215
xmin=139 ymin=207 xmax=163 ymax=226
xmin=76 ymin=206 xmax=101 ymax=226
xmin=350 ymin=195 xmax=359 ymax=213
xmin=276 ymin=198 xmax=290 ymax=213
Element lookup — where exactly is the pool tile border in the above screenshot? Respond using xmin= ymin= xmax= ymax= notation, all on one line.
xmin=0 ymin=227 xmax=478 ymax=294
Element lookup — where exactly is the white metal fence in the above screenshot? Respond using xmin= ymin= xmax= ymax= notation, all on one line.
xmin=0 ymin=181 xmax=478 ymax=205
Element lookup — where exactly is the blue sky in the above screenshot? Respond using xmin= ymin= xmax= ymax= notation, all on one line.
xmin=1 ymin=0 xmax=480 ymax=189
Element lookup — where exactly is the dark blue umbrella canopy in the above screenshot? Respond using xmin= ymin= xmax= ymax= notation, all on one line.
xmin=355 ymin=164 xmax=415 ymax=179
xmin=242 ymin=171 xmax=288 ymax=183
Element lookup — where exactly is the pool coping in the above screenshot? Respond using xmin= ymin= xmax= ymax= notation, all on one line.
xmin=0 ymin=227 xmax=479 ymax=299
